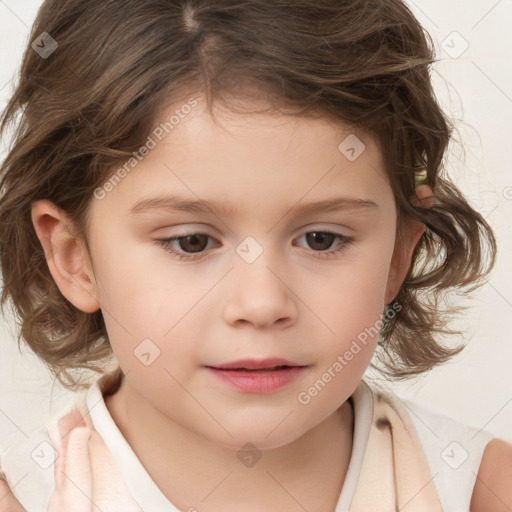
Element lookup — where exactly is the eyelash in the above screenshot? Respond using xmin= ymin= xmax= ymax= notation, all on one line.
xmin=154 ymin=230 xmax=355 ymax=261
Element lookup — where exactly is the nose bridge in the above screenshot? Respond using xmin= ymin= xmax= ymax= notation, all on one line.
xmin=234 ymin=234 xmax=285 ymax=296
xmin=222 ymin=234 xmax=297 ymax=327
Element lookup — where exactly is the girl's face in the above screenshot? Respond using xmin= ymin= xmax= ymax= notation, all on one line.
xmin=83 ymin=96 xmax=402 ymax=450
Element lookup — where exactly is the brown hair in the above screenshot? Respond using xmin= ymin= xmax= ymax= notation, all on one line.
xmin=0 ymin=0 xmax=496 ymax=391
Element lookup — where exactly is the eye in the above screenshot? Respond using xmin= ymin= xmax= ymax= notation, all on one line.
xmin=293 ymin=231 xmax=354 ymax=258
xmin=154 ymin=233 xmax=215 ymax=261
xmin=155 ymin=230 xmax=354 ymax=261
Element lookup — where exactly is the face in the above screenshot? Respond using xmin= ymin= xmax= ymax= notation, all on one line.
xmin=81 ymin=96 xmax=400 ymax=450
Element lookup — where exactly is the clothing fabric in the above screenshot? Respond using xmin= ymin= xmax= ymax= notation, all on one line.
xmin=0 ymin=370 xmax=494 ymax=511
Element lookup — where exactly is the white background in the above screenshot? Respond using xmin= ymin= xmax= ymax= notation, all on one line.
xmin=0 ymin=0 xmax=511 ymax=454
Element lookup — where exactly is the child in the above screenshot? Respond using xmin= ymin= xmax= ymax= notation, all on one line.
xmin=0 ymin=0 xmax=510 ymax=510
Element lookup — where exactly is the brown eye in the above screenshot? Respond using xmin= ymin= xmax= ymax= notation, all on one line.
xmin=293 ymin=230 xmax=354 ymax=259
xmin=155 ymin=233 xmax=214 ymax=260
xmin=304 ymin=232 xmax=336 ymax=251
xmin=176 ymin=234 xmax=209 ymax=253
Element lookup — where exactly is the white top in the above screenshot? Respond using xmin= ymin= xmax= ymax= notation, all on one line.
xmin=84 ymin=376 xmax=375 ymax=511
xmin=0 ymin=376 xmax=495 ymax=511
xmin=85 ymin=378 xmax=494 ymax=511
xmin=402 ymin=396 xmax=494 ymax=512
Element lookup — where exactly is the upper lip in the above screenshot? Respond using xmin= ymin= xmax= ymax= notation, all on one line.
xmin=206 ymin=358 xmax=306 ymax=370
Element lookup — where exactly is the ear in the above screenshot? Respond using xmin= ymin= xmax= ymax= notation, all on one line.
xmin=384 ymin=186 xmax=433 ymax=304
xmin=31 ymin=199 xmax=100 ymax=313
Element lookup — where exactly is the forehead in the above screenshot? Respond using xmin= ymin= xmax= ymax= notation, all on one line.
xmin=89 ymin=96 xmax=392 ymax=223
xmin=154 ymin=94 xmax=373 ymax=157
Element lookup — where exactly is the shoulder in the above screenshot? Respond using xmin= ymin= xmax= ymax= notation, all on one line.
xmin=0 ymin=475 xmax=24 ymax=511
xmin=364 ymin=381 xmax=498 ymax=509
xmin=470 ymin=437 xmax=512 ymax=512
xmin=0 ymin=395 xmax=91 ymax=511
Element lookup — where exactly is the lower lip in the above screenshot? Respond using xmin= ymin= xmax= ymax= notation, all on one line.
xmin=205 ymin=366 xmax=307 ymax=393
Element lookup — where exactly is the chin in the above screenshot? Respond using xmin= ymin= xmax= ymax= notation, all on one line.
xmin=205 ymin=424 xmax=306 ymax=453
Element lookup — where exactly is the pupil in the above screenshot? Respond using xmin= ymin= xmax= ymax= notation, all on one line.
xmin=178 ymin=232 xmax=336 ymax=254
xmin=307 ymin=232 xmax=335 ymax=251
xmin=181 ymin=234 xmax=208 ymax=253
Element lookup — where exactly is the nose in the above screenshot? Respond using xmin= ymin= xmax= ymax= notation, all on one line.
xmin=222 ymin=251 xmax=298 ymax=329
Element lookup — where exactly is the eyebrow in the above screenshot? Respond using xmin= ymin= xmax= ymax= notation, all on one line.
xmin=129 ymin=194 xmax=379 ymax=217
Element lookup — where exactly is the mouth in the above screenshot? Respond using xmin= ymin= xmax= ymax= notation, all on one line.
xmin=204 ymin=360 xmax=308 ymax=393
xmin=223 ymin=365 xmax=294 ymax=372
xmin=205 ymin=358 xmax=307 ymax=371
xmin=206 ymin=366 xmax=300 ymax=375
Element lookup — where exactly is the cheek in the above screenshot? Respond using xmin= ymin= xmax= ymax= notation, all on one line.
xmin=299 ymin=234 xmax=395 ymax=368
xmin=305 ymin=248 xmax=393 ymax=330
xmin=90 ymin=230 xmax=177 ymax=317
xmin=91 ymin=248 xmax=211 ymax=372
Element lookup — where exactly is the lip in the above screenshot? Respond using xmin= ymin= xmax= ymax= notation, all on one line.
xmin=204 ymin=358 xmax=308 ymax=394
xmin=207 ymin=358 xmax=303 ymax=370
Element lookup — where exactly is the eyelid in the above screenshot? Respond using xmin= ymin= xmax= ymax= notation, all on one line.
xmin=154 ymin=226 xmax=355 ymax=261
xmin=153 ymin=223 xmax=352 ymax=245
xmin=154 ymin=232 xmax=218 ymax=261
xmin=291 ymin=221 xmax=355 ymax=236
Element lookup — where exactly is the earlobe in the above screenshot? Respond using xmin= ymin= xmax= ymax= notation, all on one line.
xmin=31 ymin=199 xmax=100 ymax=313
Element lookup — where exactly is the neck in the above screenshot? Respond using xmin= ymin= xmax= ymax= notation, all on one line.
xmin=105 ymin=378 xmax=354 ymax=512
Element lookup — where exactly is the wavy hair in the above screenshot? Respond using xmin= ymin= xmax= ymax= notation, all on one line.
xmin=0 ymin=0 xmax=496 ymax=390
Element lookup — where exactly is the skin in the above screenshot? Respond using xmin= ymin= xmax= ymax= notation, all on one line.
xmin=29 ymin=94 xmax=492 ymax=512
xmin=470 ymin=439 xmax=512 ymax=511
